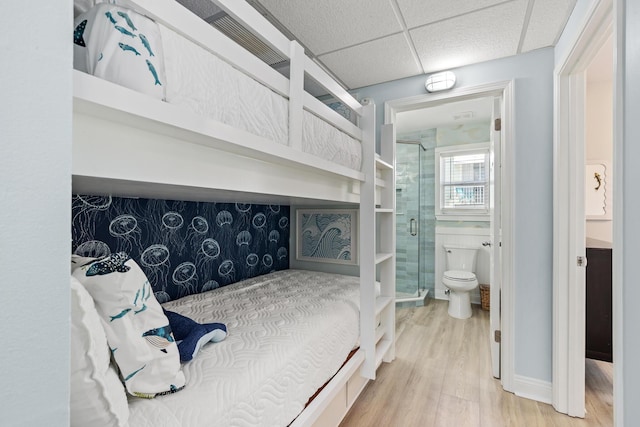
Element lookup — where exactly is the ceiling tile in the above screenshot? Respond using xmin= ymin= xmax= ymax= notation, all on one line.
xmin=255 ymin=0 xmax=402 ymax=55
xmin=521 ymin=0 xmax=577 ymax=52
xmin=318 ymin=33 xmax=422 ymax=89
xmin=396 ymin=0 xmax=507 ymax=29
xmin=410 ymin=0 xmax=528 ymax=73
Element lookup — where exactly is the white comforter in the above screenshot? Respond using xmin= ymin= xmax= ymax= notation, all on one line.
xmin=127 ymin=270 xmax=360 ymax=427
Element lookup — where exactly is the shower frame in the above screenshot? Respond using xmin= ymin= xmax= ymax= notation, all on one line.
xmin=395 ymin=139 xmax=429 ymax=305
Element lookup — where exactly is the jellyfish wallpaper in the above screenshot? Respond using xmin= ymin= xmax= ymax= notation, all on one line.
xmin=72 ymin=195 xmax=290 ymax=302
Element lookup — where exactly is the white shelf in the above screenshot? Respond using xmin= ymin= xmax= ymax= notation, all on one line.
xmin=375 ymin=297 xmax=394 ymax=317
xmin=375 ymin=324 xmax=386 ymax=344
xmin=375 ymin=177 xmax=389 ymax=188
xmin=375 ymin=156 xmax=394 ymax=170
xmin=375 ymin=252 xmax=394 ymax=264
xmin=375 ymin=208 xmax=394 ymax=213
xmin=375 ymin=339 xmax=393 ymax=369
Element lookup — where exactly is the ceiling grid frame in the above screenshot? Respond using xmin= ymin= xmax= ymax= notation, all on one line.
xmin=388 ymin=0 xmax=426 ymax=75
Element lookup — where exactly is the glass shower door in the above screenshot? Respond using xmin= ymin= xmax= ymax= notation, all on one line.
xmin=395 ymin=142 xmax=421 ymax=300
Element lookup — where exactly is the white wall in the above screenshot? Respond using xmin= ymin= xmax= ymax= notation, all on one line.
xmin=586 ymin=80 xmax=613 ymax=242
xmin=0 ymin=1 xmax=72 ymax=426
xmin=357 ymin=48 xmax=556 ymax=384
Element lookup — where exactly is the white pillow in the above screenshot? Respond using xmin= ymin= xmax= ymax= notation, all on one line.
xmin=72 ymin=253 xmax=185 ymax=398
xmin=73 ymin=3 xmax=166 ymax=100
xmin=70 ymin=276 xmax=130 ymax=427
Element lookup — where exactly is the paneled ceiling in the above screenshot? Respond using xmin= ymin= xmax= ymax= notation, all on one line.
xmin=248 ymin=0 xmax=577 ymax=90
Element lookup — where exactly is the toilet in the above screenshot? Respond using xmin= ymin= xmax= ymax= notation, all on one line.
xmin=442 ymin=244 xmax=479 ymax=319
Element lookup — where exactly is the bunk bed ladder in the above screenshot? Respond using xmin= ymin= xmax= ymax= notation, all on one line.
xmin=360 ymin=108 xmax=396 ymax=380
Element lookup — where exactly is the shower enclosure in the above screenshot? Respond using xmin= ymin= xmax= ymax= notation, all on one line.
xmin=395 ymin=139 xmax=432 ymax=305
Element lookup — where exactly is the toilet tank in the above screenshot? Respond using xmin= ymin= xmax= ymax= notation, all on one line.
xmin=443 ymin=245 xmax=478 ymax=272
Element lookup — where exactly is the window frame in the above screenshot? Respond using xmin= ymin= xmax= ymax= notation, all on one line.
xmin=435 ymin=142 xmax=491 ymax=221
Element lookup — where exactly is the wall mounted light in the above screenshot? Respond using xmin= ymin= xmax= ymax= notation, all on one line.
xmin=425 ymin=71 xmax=456 ymax=93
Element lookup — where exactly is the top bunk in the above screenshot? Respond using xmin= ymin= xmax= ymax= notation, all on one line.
xmin=72 ymin=0 xmax=376 ymax=205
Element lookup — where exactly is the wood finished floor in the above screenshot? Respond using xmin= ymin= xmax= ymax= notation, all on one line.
xmin=340 ymin=299 xmax=613 ymax=427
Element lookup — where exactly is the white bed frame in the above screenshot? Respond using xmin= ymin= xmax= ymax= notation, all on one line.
xmin=72 ymin=1 xmax=396 ymax=425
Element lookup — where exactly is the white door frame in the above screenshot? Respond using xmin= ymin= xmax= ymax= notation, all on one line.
xmin=552 ymin=0 xmax=613 ymax=417
xmin=489 ymin=96 xmax=502 ymax=379
xmin=384 ymin=80 xmax=515 ymax=392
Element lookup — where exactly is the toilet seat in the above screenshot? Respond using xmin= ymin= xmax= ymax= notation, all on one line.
xmin=443 ymin=270 xmax=476 ymax=281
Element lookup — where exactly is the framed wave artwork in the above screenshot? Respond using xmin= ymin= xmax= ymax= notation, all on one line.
xmin=296 ymin=209 xmax=358 ymax=265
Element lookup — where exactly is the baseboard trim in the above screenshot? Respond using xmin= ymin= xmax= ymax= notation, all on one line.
xmin=514 ymin=375 xmax=553 ymax=404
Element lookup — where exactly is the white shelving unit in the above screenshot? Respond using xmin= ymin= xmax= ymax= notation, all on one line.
xmin=360 ymin=119 xmax=396 ymax=379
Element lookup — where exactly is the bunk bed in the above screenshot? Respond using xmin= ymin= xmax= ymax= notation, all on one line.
xmin=71 ymin=0 xmax=397 ymax=426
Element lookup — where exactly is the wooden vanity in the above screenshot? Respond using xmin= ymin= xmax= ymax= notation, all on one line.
xmin=585 ymin=237 xmax=612 ymax=362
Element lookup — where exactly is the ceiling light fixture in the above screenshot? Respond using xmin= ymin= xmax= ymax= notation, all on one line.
xmin=425 ymin=71 xmax=456 ymax=93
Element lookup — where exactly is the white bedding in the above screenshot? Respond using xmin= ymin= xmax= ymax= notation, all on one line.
xmin=302 ymin=110 xmax=362 ymax=170
xmin=160 ymin=24 xmax=290 ymax=147
xmin=127 ymin=270 xmax=360 ymax=427
xmin=159 ymin=24 xmax=362 ymax=171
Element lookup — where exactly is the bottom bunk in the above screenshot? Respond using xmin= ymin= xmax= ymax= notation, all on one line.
xmin=69 ymin=195 xmax=374 ymax=426
xmin=71 ymin=266 xmax=370 ymax=427
xmin=130 ymin=270 xmax=362 ymax=427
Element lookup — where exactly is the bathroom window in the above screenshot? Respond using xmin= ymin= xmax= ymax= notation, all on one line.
xmin=435 ymin=143 xmax=490 ymax=221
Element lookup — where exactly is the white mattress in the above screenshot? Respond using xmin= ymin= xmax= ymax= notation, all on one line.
xmin=160 ymin=24 xmax=289 ymax=147
xmin=159 ymin=25 xmax=362 ymax=171
xmin=302 ymin=110 xmax=362 ymax=170
xmin=127 ymin=270 xmax=360 ymax=427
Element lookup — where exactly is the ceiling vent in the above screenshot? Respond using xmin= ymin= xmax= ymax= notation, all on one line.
xmin=453 ymin=111 xmax=474 ymax=121
xmin=206 ymin=11 xmax=288 ymax=68
xmin=175 ymin=0 xmax=346 ymax=95
xmin=176 ymin=0 xmax=288 ymax=68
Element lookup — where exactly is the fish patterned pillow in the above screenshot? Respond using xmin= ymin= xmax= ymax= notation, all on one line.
xmin=70 ymin=275 xmax=129 ymax=427
xmin=72 ymin=253 xmax=185 ymax=398
xmin=73 ymin=3 xmax=166 ymax=100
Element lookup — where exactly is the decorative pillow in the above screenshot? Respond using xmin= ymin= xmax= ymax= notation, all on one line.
xmin=73 ymin=3 xmax=166 ymax=100
xmin=70 ymin=276 xmax=130 ymax=427
xmin=72 ymin=253 xmax=185 ymax=398
xmin=163 ymin=309 xmax=227 ymax=363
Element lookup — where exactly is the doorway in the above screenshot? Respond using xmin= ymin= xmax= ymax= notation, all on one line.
xmin=385 ymin=80 xmax=514 ymax=389
xmin=552 ymin=0 xmax=613 ymax=418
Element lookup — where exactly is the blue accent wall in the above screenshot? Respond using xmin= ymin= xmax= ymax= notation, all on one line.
xmin=72 ymin=195 xmax=290 ymax=302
